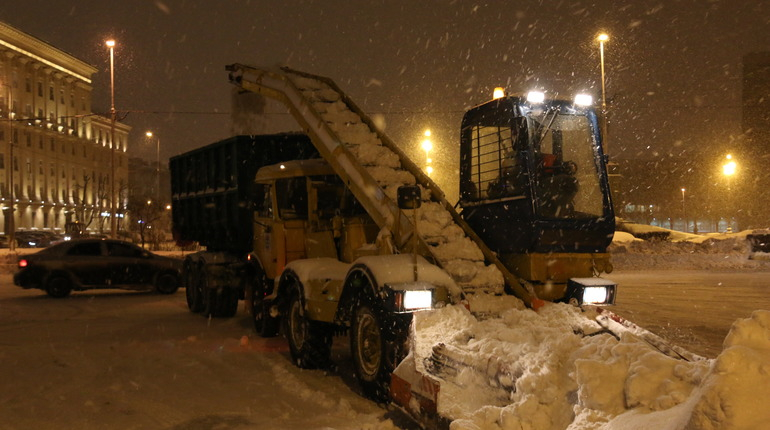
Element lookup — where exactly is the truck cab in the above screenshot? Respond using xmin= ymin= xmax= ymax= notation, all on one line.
xmin=250 ymin=158 xmax=380 ymax=280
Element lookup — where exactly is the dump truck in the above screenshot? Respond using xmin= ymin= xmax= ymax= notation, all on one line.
xmin=171 ymin=65 xmax=693 ymax=422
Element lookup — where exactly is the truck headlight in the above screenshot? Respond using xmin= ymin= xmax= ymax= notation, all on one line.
xmin=582 ymin=286 xmax=609 ymax=304
xmin=566 ymin=278 xmax=617 ymax=306
xmin=386 ymin=283 xmax=434 ymax=313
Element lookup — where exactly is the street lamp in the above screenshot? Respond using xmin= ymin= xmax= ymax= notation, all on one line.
xmin=722 ymin=154 xmax=737 ymax=233
xmin=681 ymin=188 xmax=687 ymax=232
xmin=1 ymin=80 xmax=15 ymax=251
xmin=146 ymin=131 xmax=160 ymax=203
xmin=421 ymin=129 xmax=433 ymax=176
xmin=597 ymin=33 xmax=609 ymax=153
xmin=106 ymin=39 xmax=117 ymax=238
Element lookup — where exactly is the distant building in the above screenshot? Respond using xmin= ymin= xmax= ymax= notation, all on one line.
xmin=0 ymin=21 xmax=130 ymax=235
xmin=739 ymin=52 xmax=770 ymax=228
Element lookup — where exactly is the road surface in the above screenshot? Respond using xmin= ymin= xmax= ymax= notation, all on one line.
xmin=1 ymin=269 xmax=768 ymax=429
xmin=609 ymin=270 xmax=770 ymax=358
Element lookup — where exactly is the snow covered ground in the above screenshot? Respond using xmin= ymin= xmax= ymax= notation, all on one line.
xmin=1 ymin=227 xmax=768 ymax=430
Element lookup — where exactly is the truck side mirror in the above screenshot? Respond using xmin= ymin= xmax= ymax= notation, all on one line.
xmin=397 ymin=185 xmax=421 ymax=209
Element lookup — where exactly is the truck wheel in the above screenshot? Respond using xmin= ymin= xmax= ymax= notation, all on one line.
xmin=250 ymin=284 xmax=278 ymax=337
xmin=185 ymin=268 xmax=204 ymax=313
xmin=283 ymin=290 xmax=332 ymax=369
xmin=46 ymin=275 xmax=72 ymax=298
xmin=351 ymin=297 xmax=410 ymax=403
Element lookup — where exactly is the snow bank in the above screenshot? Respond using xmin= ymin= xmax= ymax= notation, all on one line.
xmin=413 ymin=303 xmax=770 ymax=430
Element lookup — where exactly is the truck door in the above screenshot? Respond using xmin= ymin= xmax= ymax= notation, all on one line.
xmin=253 ymin=183 xmax=280 ymax=279
xmin=276 ymin=177 xmax=308 ymax=265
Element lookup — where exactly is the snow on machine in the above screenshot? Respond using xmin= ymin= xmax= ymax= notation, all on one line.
xmin=170 ymin=65 xmax=700 ymax=425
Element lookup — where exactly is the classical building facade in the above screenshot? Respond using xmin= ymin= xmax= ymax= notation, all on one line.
xmin=0 ymin=21 xmax=130 ymax=235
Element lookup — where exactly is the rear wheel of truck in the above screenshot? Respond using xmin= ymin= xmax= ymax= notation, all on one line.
xmin=283 ymin=289 xmax=332 ymax=369
xmin=185 ymin=263 xmax=204 ymax=313
xmin=351 ymin=296 xmax=410 ymax=403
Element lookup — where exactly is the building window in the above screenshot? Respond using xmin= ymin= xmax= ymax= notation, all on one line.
xmin=38 ymin=137 xmax=43 ymax=150
xmin=0 ymin=154 xmax=4 ymax=169
xmin=38 ymin=161 xmax=43 ymax=175
xmin=25 ymin=133 xmax=31 ymax=147
xmin=49 ymin=86 xmax=54 ymax=101
xmin=50 ymin=138 xmax=55 ymax=151
xmin=37 ymin=82 xmax=43 ymax=97
xmin=25 ymin=77 xmax=31 ymax=93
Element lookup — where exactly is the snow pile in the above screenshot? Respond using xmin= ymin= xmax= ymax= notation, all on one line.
xmin=412 ymin=303 xmax=770 ymax=430
xmin=610 ymin=224 xmax=770 ymax=271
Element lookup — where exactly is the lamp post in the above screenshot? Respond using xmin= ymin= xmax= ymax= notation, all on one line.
xmin=681 ymin=188 xmax=687 ymax=232
xmin=2 ymin=81 xmax=15 ymax=251
xmin=146 ymin=131 xmax=160 ymax=204
xmin=597 ymin=33 xmax=610 ymax=153
xmin=722 ymin=154 xmax=737 ymax=233
xmin=106 ymin=39 xmax=117 ymax=238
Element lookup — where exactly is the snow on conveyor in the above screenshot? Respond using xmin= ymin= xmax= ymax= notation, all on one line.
xmin=289 ymin=74 xmax=504 ymax=295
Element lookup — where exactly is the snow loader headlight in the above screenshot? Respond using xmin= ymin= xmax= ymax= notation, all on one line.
xmin=565 ymin=278 xmax=617 ymax=306
xmin=385 ymin=282 xmax=434 ymax=313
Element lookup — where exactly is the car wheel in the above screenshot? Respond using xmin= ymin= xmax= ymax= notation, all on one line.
xmin=350 ymin=295 xmax=410 ymax=403
xmin=283 ymin=289 xmax=332 ymax=369
xmin=155 ymin=272 xmax=180 ymax=295
xmin=46 ymin=275 xmax=72 ymax=298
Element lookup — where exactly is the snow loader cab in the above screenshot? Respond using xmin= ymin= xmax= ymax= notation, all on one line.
xmin=459 ymin=92 xmax=616 ymax=304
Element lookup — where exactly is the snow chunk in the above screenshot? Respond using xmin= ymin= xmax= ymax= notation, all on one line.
xmin=684 ymin=310 xmax=770 ymax=430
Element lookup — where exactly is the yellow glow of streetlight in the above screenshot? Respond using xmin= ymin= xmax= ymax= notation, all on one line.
xmin=421 ymin=139 xmax=433 ymax=153
xmin=105 ymin=39 xmax=115 ymax=48
xmin=597 ymin=33 xmax=609 ymax=42
xmin=723 ymin=160 xmax=737 ymax=176
xmin=493 ymin=87 xmax=505 ymax=99
xmin=146 ymin=131 xmax=153 ymax=138
xmin=424 ymin=129 xmax=431 ymax=137
xmin=426 ymin=166 xmax=434 ymax=176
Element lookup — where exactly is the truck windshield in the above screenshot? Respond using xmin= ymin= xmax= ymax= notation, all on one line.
xmin=526 ymin=111 xmax=604 ymax=219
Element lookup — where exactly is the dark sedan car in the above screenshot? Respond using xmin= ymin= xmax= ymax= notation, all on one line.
xmin=13 ymin=239 xmax=182 ymax=298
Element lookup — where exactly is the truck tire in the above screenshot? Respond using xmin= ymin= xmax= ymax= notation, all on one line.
xmin=351 ymin=295 xmax=410 ymax=403
xmin=185 ymin=264 xmax=204 ymax=313
xmin=250 ymin=283 xmax=278 ymax=337
xmin=283 ymin=289 xmax=332 ymax=369
xmin=46 ymin=275 xmax=72 ymax=298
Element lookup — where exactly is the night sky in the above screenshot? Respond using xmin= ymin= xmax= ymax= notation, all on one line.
xmin=2 ymin=0 xmax=769 ymax=186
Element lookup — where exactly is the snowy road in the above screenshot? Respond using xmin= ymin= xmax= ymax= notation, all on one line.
xmin=608 ymin=270 xmax=770 ymax=358
xmin=1 ymin=269 xmax=768 ymax=429
xmin=0 ymin=274 xmax=410 ymax=430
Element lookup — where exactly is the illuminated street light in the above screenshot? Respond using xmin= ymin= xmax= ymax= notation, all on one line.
xmin=493 ymin=87 xmax=505 ymax=99
xmin=146 ymin=131 xmax=161 ymax=204
xmin=421 ymin=129 xmax=433 ymax=176
xmin=681 ymin=188 xmax=687 ymax=233
xmin=722 ymin=154 xmax=737 ymax=233
xmin=106 ymin=39 xmax=117 ymax=238
xmin=597 ymin=33 xmax=610 ymax=153
xmin=1 ymin=80 xmax=15 ymax=251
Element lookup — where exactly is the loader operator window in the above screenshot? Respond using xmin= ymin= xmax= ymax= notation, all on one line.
xmin=529 ymin=113 xmax=604 ymax=219
xmin=466 ymin=120 xmax=526 ymax=201
xmin=276 ymin=178 xmax=308 ymax=220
